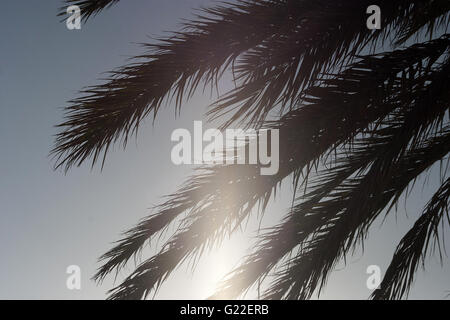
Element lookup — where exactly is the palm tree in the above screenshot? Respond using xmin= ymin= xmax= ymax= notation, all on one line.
xmin=53 ymin=0 xmax=450 ymax=300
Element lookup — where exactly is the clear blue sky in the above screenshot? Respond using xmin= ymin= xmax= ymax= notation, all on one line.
xmin=0 ymin=0 xmax=448 ymax=299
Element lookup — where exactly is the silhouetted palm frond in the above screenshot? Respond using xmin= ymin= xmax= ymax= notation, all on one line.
xmin=101 ymin=36 xmax=450 ymax=299
xmin=52 ymin=0 xmax=449 ymax=171
xmin=394 ymin=0 xmax=450 ymax=44
xmin=213 ymin=43 xmax=450 ymax=299
xmin=59 ymin=0 xmax=120 ymax=22
xmin=372 ymin=178 xmax=450 ymax=300
xmin=53 ymin=0 xmax=450 ymax=300
xmin=264 ymin=129 xmax=450 ymax=299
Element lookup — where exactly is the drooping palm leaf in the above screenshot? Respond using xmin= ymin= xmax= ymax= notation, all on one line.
xmin=52 ymin=0 xmax=447 ymax=172
xmin=100 ymin=37 xmax=450 ymax=299
xmin=214 ymin=51 xmax=450 ymax=299
xmin=372 ymin=178 xmax=450 ymax=300
xmin=53 ymin=0 xmax=450 ymax=300
xmin=93 ymin=36 xmax=448 ymax=283
xmin=59 ymin=0 xmax=120 ymax=22
xmin=263 ymin=129 xmax=450 ymax=299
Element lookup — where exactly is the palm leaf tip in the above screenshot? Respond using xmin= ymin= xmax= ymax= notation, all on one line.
xmin=58 ymin=0 xmax=120 ymax=22
xmin=372 ymin=178 xmax=450 ymax=300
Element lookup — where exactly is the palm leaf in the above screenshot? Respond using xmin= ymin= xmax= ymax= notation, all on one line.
xmin=263 ymin=129 xmax=450 ymax=299
xmin=102 ymin=37 xmax=450 ymax=299
xmin=52 ymin=0 xmax=445 ymax=171
xmin=58 ymin=0 xmax=120 ymax=22
xmin=51 ymin=0 xmax=450 ymax=299
xmin=372 ymin=178 xmax=450 ymax=300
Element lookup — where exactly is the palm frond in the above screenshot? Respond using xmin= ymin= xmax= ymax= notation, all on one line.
xmin=395 ymin=0 xmax=450 ymax=44
xmin=100 ymin=37 xmax=450 ymax=299
xmin=51 ymin=0 xmax=450 ymax=300
xmin=52 ymin=0 xmax=444 ymax=171
xmin=52 ymin=0 xmax=301 ymax=170
xmin=263 ymin=129 xmax=450 ymax=299
xmin=372 ymin=178 xmax=450 ymax=300
xmin=213 ymin=48 xmax=450 ymax=299
xmin=58 ymin=0 xmax=120 ymax=22
xmin=93 ymin=165 xmax=265 ymax=282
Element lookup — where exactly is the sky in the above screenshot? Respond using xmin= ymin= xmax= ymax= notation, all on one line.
xmin=0 ymin=0 xmax=449 ymax=299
